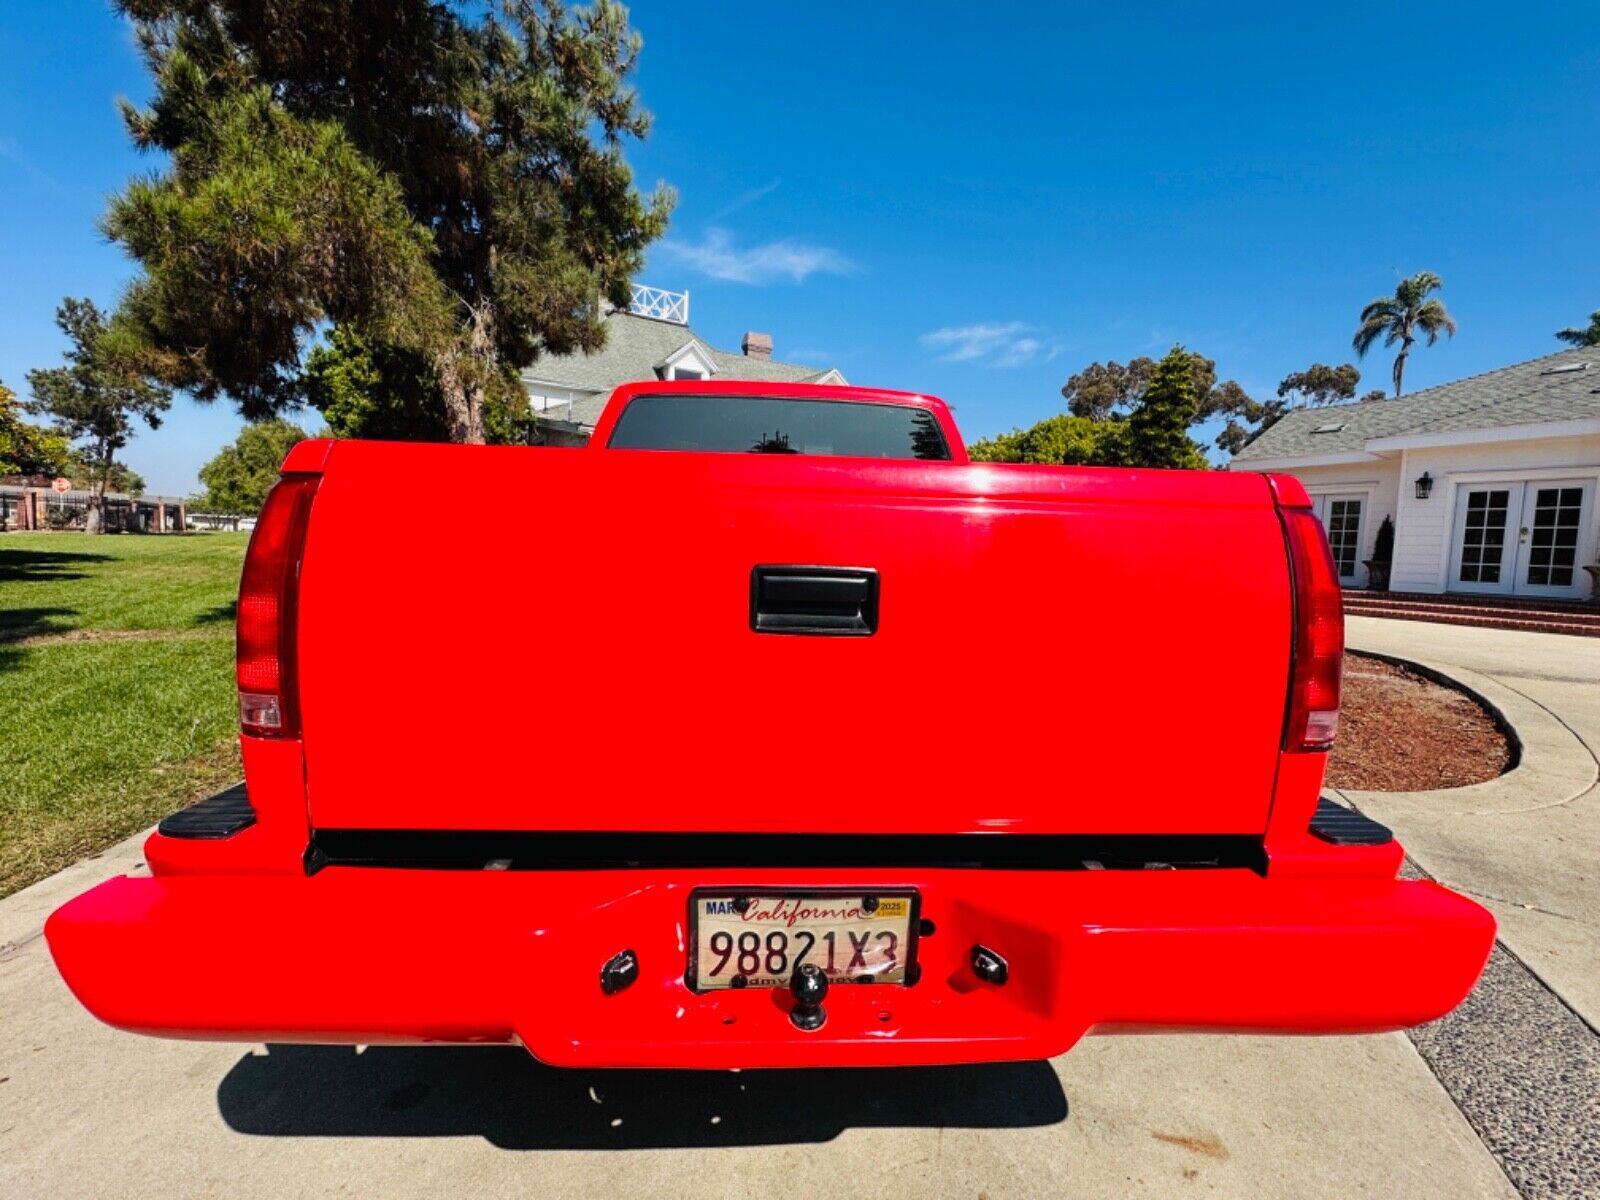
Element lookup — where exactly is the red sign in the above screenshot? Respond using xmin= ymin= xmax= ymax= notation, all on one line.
xmin=51 ymin=477 xmax=71 ymax=494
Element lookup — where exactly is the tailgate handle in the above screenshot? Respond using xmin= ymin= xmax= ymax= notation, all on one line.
xmin=750 ymin=566 xmax=879 ymax=636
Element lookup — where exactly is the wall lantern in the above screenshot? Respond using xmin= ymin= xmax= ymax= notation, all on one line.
xmin=1414 ymin=471 xmax=1434 ymax=500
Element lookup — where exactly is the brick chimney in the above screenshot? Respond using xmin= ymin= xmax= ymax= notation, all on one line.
xmin=741 ymin=331 xmax=773 ymax=359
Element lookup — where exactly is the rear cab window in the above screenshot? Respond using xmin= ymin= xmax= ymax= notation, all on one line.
xmin=606 ymin=394 xmax=952 ymax=461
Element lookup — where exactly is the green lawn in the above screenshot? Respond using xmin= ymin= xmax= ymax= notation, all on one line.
xmin=1 ymin=532 xmax=249 ymax=895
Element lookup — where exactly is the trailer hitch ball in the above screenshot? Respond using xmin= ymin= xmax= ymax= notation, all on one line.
xmin=789 ymin=962 xmax=829 ymax=1031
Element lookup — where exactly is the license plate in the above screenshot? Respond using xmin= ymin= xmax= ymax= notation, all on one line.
xmin=688 ymin=890 xmax=919 ymax=992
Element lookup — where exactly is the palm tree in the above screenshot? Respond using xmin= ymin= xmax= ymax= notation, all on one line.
xmin=1555 ymin=311 xmax=1600 ymax=347
xmin=1352 ymin=272 xmax=1458 ymax=396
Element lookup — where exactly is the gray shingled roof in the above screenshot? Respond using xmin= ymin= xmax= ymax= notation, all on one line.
xmin=1233 ymin=346 xmax=1600 ymax=462
xmin=522 ymin=311 xmax=841 ymax=430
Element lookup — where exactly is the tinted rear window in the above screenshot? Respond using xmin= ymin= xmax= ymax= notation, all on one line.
xmin=607 ymin=395 xmax=951 ymax=460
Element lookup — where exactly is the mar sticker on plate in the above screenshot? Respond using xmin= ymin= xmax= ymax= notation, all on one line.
xmin=688 ymin=890 xmax=919 ymax=992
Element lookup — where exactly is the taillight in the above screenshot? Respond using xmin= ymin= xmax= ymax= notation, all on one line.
xmin=1281 ymin=506 xmax=1344 ymax=752
xmin=236 ymin=474 xmax=318 ymax=738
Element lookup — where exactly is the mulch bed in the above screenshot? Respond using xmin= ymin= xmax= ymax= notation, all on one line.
xmin=1325 ymin=652 xmax=1513 ymax=792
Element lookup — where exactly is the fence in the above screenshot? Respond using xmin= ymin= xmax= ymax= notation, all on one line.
xmin=0 ymin=485 xmax=189 ymax=533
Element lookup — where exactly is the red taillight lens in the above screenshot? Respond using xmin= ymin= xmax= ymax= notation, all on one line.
xmin=1281 ymin=507 xmax=1344 ymax=752
xmin=236 ymin=474 xmax=318 ymax=738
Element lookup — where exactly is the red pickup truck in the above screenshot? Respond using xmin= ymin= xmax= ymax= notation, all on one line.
xmin=47 ymin=380 xmax=1494 ymax=1068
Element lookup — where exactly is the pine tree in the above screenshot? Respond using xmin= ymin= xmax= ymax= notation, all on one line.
xmin=1126 ymin=347 xmax=1207 ymax=469
xmin=25 ymin=299 xmax=171 ymax=533
xmin=106 ymin=0 xmax=673 ymax=443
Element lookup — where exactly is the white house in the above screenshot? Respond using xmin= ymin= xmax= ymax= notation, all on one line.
xmin=522 ymin=284 xmax=845 ymax=444
xmin=1233 ymin=346 xmax=1600 ymax=601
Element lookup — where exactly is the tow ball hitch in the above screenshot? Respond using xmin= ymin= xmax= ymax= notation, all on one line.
xmin=789 ymin=962 xmax=829 ymax=1030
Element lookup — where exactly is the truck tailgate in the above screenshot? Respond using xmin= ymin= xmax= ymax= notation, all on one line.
xmin=296 ymin=443 xmax=1291 ymax=835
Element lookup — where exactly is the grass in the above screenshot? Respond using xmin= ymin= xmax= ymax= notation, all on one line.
xmin=1 ymin=532 xmax=249 ymax=896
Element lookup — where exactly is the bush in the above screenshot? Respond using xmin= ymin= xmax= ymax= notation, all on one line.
xmin=1372 ymin=515 xmax=1394 ymax=563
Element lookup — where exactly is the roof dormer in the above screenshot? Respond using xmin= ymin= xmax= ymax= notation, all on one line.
xmin=655 ymin=339 xmax=718 ymax=382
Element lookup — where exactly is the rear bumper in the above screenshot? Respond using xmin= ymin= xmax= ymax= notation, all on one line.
xmin=46 ymin=865 xmax=1494 ymax=1069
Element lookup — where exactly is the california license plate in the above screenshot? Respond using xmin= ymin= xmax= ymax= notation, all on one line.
xmin=688 ymin=890 xmax=919 ymax=992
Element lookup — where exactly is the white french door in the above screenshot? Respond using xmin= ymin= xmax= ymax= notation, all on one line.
xmin=1449 ymin=479 xmax=1595 ymax=599
xmin=1311 ymin=494 xmax=1366 ymax=585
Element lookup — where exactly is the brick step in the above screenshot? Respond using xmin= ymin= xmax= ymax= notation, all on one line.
xmin=1337 ymin=595 xmax=1600 ymax=620
xmin=1345 ymin=607 xmax=1600 ymax=638
xmin=1342 ymin=597 xmax=1600 ymax=628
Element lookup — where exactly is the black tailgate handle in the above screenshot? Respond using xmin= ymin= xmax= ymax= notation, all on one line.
xmin=750 ymin=566 xmax=879 ymax=636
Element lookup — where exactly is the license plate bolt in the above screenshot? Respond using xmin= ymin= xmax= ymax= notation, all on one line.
xmin=600 ymin=948 xmax=640 ymax=995
xmin=970 ymin=944 xmax=1009 ymax=986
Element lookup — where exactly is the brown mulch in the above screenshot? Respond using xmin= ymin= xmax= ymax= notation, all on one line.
xmin=1326 ymin=652 xmax=1513 ymax=792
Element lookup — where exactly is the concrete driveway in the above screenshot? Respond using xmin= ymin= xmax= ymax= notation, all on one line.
xmin=1 ymin=840 xmax=1520 ymax=1198
xmin=1342 ymin=618 xmax=1600 ymax=1028
xmin=1341 ymin=618 xmax=1600 ymax=1200
xmin=8 ymin=617 xmax=1596 ymax=1198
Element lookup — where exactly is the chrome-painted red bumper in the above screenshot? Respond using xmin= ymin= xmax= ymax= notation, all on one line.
xmin=46 ymin=864 xmax=1493 ymax=1069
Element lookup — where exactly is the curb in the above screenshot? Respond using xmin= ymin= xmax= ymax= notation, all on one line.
xmin=1333 ymin=649 xmax=1598 ymax=817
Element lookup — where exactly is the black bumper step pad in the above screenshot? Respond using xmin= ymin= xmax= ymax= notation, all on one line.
xmin=1309 ymin=796 xmax=1393 ymax=846
xmin=157 ymin=782 xmax=256 ymax=839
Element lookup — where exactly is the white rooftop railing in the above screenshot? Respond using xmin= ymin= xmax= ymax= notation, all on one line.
xmin=628 ymin=283 xmax=690 ymax=325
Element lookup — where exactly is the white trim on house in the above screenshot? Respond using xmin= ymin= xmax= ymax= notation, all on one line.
xmin=1232 ymin=449 xmax=1388 ymax=471
xmin=1365 ymin=417 xmax=1600 ymax=453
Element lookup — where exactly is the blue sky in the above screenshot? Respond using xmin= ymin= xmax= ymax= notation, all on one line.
xmin=2 ymin=1 xmax=1596 ymax=494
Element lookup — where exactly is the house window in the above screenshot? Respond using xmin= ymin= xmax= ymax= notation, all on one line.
xmin=1325 ymin=499 xmax=1362 ymax=579
xmin=1458 ymin=489 xmax=1511 ymax=584
xmin=670 ymin=368 xmax=704 ymax=381
xmin=1526 ymin=486 xmax=1584 ymax=587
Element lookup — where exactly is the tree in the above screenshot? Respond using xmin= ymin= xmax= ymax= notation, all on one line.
xmin=196 ymin=420 xmax=308 ymax=515
xmin=303 ymin=326 xmax=451 ymax=443
xmin=106 ymin=0 xmax=673 ymax=444
xmin=25 ymin=299 xmax=170 ymax=532
xmin=1216 ymin=363 xmax=1365 ymax=455
xmin=1555 ymin=311 xmax=1600 ymax=347
xmin=0 ymin=382 xmax=71 ymax=477
xmin=303 ymin=325 xmax=535 ymax=444
xmin=1278 ymin=363 xmax=1361 ymax=408
xmin=1127 ymin=347 xmax=1207 ymax=469
xmin=1061 ymin=360 xmax=1152 ymax=421
xmin=68 ymin=455 xmax=145 ymax=496
xmin=1062 ymin=351 xmax=1255 ymax=456
xmin=1352 ymin=271 xmax=1457 ymax=396
xmin=969 ymin=415 xmax=1128 ymax=466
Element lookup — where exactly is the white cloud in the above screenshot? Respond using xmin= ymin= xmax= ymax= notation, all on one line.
xmin=713 ymin=178 xmax=782 ymax=219
xmin=658 ymin=228 xmax=853 ymax=285
xmin=920 ymin=322 xmax=1061 ymax=368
